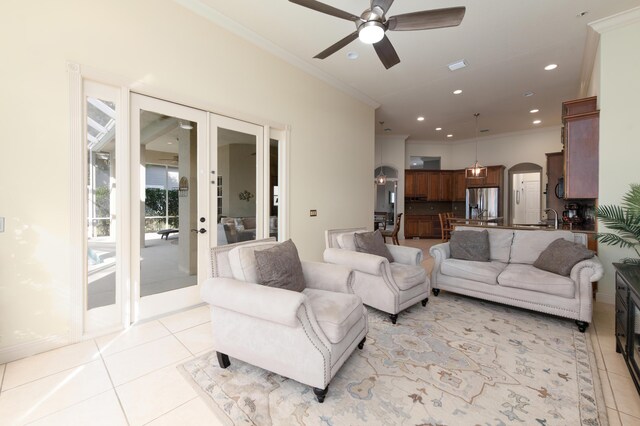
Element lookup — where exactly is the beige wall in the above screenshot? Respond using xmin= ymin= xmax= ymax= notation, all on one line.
xmin=596 ymin=17 xmax=640 ymax=302
xmin=0 ymin=0 xmax=374 ymax=354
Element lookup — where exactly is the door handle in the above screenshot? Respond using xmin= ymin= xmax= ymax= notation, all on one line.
xmin=191 ymin=228 xmax=207 ymax=234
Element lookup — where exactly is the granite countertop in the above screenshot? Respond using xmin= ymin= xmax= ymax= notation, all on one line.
xmin=453 ymin=223 xmax=597 ymax=234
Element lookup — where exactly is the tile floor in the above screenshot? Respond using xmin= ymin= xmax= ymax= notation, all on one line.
xmin=0 ymin=238 xmax=639 ymax=425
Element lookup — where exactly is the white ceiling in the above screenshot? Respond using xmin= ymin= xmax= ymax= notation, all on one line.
xmin=182 ymin=0 xmax=640 ymax=141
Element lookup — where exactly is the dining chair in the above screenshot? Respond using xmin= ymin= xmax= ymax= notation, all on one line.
xmin=374 ymin=211 xmax=388 ymax=230
xmin=439 ymin=213 xmax=453 ymax=242
xmin=381 ymin=213 xmax=402 ymax=245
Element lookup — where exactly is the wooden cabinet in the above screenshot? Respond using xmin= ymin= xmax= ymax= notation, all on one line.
xmin=405 ymin=171 xmax=428 ymax=198
xmin=404 ymin=215 xmax=440 ymax=238
xmin=466 ymin=165 xmax=505 ymax=188
xmin=562 ymin=97 xmax=599 ymax=199
xmin=614 ymin=263 xmax=640 ymax=394
xmin=452 ymin=170 xmax=466 ymax=201
xmin=441 ymin=172 xmax=453 ymax=202
xmin=546 ymin=152 xmax=565 ymax=216
xmin=427 ymin=172 xmax=441 ymax=201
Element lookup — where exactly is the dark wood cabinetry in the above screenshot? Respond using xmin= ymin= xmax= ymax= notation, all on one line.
xmin=615 ymin=263 xmax=640 ymax=394
xmin=546 ymin=152 xmax=565 ymax=215
xmin=404 ymin=215 xmax=441 ymax=238
xmin=465 ymin=165 xmax=505 ymax=188
xmin=562 ymin=97 xmax=599 ymax=199
xmin=453 ymin=170 xmax=466 ymax=201
xmin=405 ymin=170 xmax=428 ymax=198
xmin=426 ymin=171 xmax=453 ymax=201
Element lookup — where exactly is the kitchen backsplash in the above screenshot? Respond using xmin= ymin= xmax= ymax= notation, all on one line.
xmin=406 ymin=201 xmax=465 ymax=215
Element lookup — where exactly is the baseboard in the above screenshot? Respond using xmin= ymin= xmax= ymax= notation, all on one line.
xmin=0 ymin=334 xmax=71 ymax=364
xmin=596 ymin=292 xmax=614 ymax=305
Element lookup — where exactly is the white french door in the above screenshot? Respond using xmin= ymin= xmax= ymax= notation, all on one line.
xmin=130 ymin=94 xmax=208 ymax=320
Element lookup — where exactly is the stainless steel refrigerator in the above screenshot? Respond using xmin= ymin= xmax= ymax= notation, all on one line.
xmin=466 ymin=187 xmax=499 ymax=219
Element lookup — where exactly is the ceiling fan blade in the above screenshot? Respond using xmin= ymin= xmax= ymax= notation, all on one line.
xmin=387 ymin=7 xmax=466 ymax=31
xmin=373 ymin=35 xmax=400 ymax=69
xmin=371 ymin=0 xmax=394 ymax=14
xmin=314 ymin=31 xmax=359 ymax=59
xmin=288 ymin=0 xmax=359 ymax=22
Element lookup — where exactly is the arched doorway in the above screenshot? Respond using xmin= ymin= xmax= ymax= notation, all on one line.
xmin=508 ymin=163 xmax=543 ymax=225
xmin=374 ymin=166 xmax=398 ymax=229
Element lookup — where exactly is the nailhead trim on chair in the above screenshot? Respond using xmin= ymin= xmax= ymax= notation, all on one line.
xmin=297 ymin=304 xmax=331 ymax=385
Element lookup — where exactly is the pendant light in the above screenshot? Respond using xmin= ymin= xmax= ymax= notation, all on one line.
xmin=465 ymin=113 xmax=487 ymax=179
xmin=375 ymin=151 xmax=387 ymax=185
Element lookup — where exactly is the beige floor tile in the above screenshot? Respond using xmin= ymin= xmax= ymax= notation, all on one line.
xmin=103 ymin=335 xmax=191 ymax=386
xmin=174 ymin=323 xmax=214 ymax=355
xmin=609 ymin=371 xmax=640 ymax=418
xmin=602 ymin=348 xmax=631 ymax=376
xmin=115 ymin=364 xmax=197 ymax=426
xmin=601 ymin=369 xmax=618 ymax=410
xmin=95 ymin=320 xmax=171 ymax=357
xmin=159 ymin=305 xmax=210 ymax=333
xmin=146 ymin=397 xmax=227 ymax=426
xmin=2 ymin=340 xmax=100 ymax=391
xmin=27 ymin=389 xmax=127 ymax=426
xmin=620 ymin=412 xmax=640 ymax=426
xmin=609 ymin=408 xmax=623 ymax=426
xmin=0 ymin=360 xmax=112 ymax=425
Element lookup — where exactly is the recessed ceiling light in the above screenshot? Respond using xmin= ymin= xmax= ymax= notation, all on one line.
xmin=167 ymin=141 xmax=173 ymax=145
xmin=523 ymin=91 xmax=535 ymax=97
xmin=544 ymin=64 xmax=558 ymax=71
xmin=447 ymin=134 xmax=453 ymax=138
xmin=453 ymin=89 xmax=462 ymax=95
xmin=435 ymin=127 xmax=442 ymax=131
xmin=529 ymin=109 xmax=539 ymax=113
xmin=384 ymin=128 xmax=392 ymax=132
xmin=347 ymin=51 xmax=359 ymax=60
xmin=447 ymin=59 xmax=467 ymax=71
xmin=533 ymin=120 xmax=542 ymax=124
xmin=179 ymin=121 xmax=193 ymax=130
xmin=417 ymin=116 xmax=425 ymax=121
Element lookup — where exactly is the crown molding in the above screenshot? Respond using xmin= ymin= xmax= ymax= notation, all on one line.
xmin=173 ymin=0 xmax=380 ymax=109
xmin=589 ymin=6 xmax=640 ymax=34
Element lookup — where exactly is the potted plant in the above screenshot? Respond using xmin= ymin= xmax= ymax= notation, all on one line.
xmin=597 ymin=183 xmax=640 ymax=264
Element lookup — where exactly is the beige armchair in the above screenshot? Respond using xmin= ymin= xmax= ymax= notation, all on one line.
xmin=324 ymin=228 xmax=431 ymax=324
xmin=201 ymin=238 xmax=368 ymax=403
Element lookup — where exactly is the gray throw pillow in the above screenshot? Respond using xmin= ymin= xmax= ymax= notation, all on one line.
xmin=449 ymin=230 xmax=490 ymax=262
xmin=254 ymin=239 xmax=306 ymax=292
xmin=533 ymin=238 xmax=595 ymax=276
xmin=354 ymin=230 xmax=394 ymax=262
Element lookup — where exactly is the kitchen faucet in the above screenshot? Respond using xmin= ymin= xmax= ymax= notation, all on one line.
xmin=544 ymin=208 xmax=559 ymax=229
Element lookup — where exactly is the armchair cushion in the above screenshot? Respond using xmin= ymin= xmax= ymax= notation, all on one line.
xmin=389 ymin=263 xmax=428 ymax=290
xmin=254 ymin=239 xmax=306 ymax=292
xmin=533 ymin=238 xmax=595 ymax=276
xmin=303 ymin=288 xmax=363 ymax=344
xmin=354 ymin=230 xmax=394 ymax=262
xmin=228 ymin=241 xmax=278 ymax=283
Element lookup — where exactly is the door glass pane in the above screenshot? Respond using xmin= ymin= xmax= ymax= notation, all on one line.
xmin=87 ymin=97 xmax=117 ymax=310
xmin=139 ymin=110 xmax=197 ymax=296
xmin=269 ymin=139 xmax=279 ymax=241
xmin=217 ymin=128 xmax=257 ymax=245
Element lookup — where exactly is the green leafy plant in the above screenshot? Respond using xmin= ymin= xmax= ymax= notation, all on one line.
xmin=597 ymin=183 xmax=640 ymax=264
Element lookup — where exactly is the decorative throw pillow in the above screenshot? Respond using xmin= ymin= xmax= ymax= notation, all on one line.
xmin=354 ymin=230 xmax=394 ymax=262
xmin=533 ymin=238 xmax=595 ymax=276
xmin=449 ymin=230 xmax=490 ymax=262
xmin=254 ymin=239 xmax=306 ymax=292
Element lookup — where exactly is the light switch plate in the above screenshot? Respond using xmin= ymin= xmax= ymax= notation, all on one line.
xmin=310 ymin=210 xmax=317 ymax=217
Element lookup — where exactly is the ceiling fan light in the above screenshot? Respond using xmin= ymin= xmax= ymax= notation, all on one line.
xmin=359 ymin=21 xmax=385 ymax=44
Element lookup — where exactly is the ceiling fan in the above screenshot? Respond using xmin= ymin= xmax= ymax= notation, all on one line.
xmin=289 ymin=0 xmax=465 ymax=69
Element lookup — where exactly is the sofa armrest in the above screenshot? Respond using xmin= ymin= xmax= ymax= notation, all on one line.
xmin=302 ymin=261 xmax=354 ymax=294
xmin=429 ymin=243 xmax=451 ymax=263
xmin=323 ymin=248 xmax=386 ymax=276
xmin=570 ymin=256 xmax=604 ymax=283
xmin=201 ymin=277 xmax=305 ymax=327
xmin=386 ymin=245 xmax=423 ymax=265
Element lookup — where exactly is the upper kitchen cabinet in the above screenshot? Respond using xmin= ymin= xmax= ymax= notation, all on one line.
xmin=466 ymin=165 xmax=505 ymax=188
xmin=453 ymin=170 xmax=466 ymax=201
xmin=427 ymin=171 xmax=453 ymax=201
xmin=405 ymin=170 xmax=428 ymax=198
xmin=562 ymin=97 xmax=599 ymax=199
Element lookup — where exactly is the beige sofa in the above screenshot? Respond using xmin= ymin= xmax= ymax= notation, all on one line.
xmin=429 ymin=226 xmax=603 ymax=332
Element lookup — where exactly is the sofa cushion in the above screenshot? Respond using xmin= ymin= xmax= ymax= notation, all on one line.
xmin=254 ymin=240 xmax=306 ymax=292
xmin=354 ymin=230 xmax=394 ymax=262
xmin=533 ymin=238 xmax=595 ymax=276
xmin=497 ymin=263 xmax=575 ymax=298
xmin=389 ymin=263 xmax=428 ymax=290
xmin=450 ymin=230 xmax=490 ymax=261
xmin=303 ymin=289 xmax=363 ymax=344
xmin=509 ymin=230 xmax=575 ymax=265
xmin=454 ymin=226 xmax=514 ymax=263
xmin=440 ymin=259 xmax=507 ymax=285
xmin=228 ymin=241 xmax=278 ymax=283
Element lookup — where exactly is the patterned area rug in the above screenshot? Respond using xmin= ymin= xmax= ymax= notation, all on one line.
xmin=178 ymin=293 xmax=608 ymax=425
